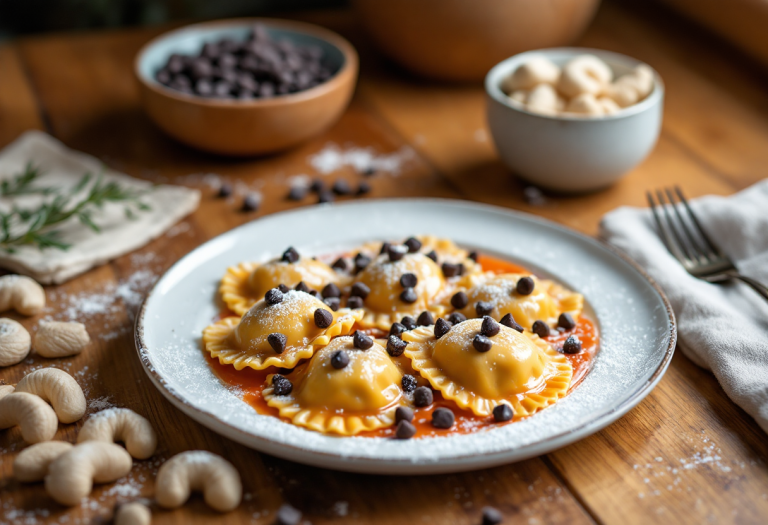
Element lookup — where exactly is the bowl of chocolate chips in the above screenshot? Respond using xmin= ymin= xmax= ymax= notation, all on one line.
xmin=135 ymin=19 xmax=358 ymax=155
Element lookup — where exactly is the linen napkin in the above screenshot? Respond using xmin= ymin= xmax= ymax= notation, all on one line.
xmin=0 ymin=131 xmax=200 ymax=284
xmin=600 ymin=180 xmax=768 ymax=434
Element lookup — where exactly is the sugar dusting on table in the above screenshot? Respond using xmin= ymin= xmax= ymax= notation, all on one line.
xmin=309 ymin=143 xmax=416 ymax=175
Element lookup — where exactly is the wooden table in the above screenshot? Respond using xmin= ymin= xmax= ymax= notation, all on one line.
xmin=2 ymin=2 xmax=768 ymax=523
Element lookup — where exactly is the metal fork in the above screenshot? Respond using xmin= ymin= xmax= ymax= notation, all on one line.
xmin=647 ymin=186 xmax=768 ymax=302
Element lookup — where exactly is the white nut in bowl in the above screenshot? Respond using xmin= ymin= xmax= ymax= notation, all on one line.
xmin=604 ymin=82 xmax=639 ymax=108
xmin=526 ymin=84 xmax=562 ymax=116
xmin=78 ymin=408 xmax=157 ymax=459
xmin=565 ymin=93 xmax=604 ymax=116
xmin=0 ymin=275 xmax=45 ymax=316
xmin=558 ymin=54 xmax=613 ymax=98
xmin=0 ymin=318 xmax=32 ymax=367
xmin=15 ymin=368 xmax=86 ymax=424
xmin=507 ymin=90 xmax=528 ymax=106
xmin=0 ymin=392 xmax=59 ymax=443
xmin=14 ymin=440 xmax=74 ymax=482
xmin=35 ymin=321 xmax=90 ymax=358
xmin=155 ymin=450 xmax=242 ymax=512
xmin=502 ymin=55 xmax=560 ymax=92
xmin=598 ymin=97 xmax=621 ymax=115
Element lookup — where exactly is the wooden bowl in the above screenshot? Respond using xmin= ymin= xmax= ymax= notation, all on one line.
xmin=135 ymin=19 xmax=358 ymax=156
xmin=351 ymin=0 xmax=600 ymax=82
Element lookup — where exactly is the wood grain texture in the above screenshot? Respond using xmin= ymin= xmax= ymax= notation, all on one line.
xmin=1 ymin=2 xmax=768 ymax=524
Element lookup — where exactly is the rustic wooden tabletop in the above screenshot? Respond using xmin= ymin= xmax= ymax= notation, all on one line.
xmin=2 ymin=2 xmax=768 ymax=524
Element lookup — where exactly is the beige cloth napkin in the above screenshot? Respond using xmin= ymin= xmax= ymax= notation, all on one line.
xmin=0 ymin=131 xmax=200 ymax=284
xmin=600 ymin=180 xmax=768 ymax=433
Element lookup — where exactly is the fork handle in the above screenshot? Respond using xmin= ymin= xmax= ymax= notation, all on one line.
xmin=732 ymin=273 xmax=768 ymax=303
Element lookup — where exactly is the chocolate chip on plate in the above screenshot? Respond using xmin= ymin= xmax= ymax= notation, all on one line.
xmin=404 ymin=237 xmax=422 ymax=253
xmin=308 ymin=288 xmax=321 ymax=298
xmin=469 ymin=251 xmax=479 ymax=262
xmin=395 ymin=419 xmax=417 ymax=440
xmin=441 ymin=262 xmax=462 ymax=278
xmin=264 ymin=288 xmax=283 ymax=306
xmin=353 ymin=330 xmax=374 ymax=350
xmin=389 ymin=322 xmax=406 ymax=337
xmin=314 ymin=308 xmax=333 ymax=328
xmin=322 ymin=283 xmax=341 ymax=298
xmin=558 ymin=312 xmax=576 ymax=330
xmin=432 ymin=407 xmax=455 ymax=429
xmin=492 ymin=404 xmax=514 ymax=423
xmin=332 ymin=179 xmax=351 ymax=195
xmin=347 ymin=296 xmax=364 ymax=309
xmin=562 ymin=335 xmax=582 ymax=354
xmin=217 ymin=182 xmax=232 ymax=198
xmin=473 ymin=334 xmax=493 ymax=353
xmin=500 ymin=313 xmax=524 ymax=333
xmin=267 ymin=333 xmax=287 ymax=354
xmin=282 ymin=246 xmax=300 ymax=263
xmin=354 ymin=254 xmax=371 ymax=273
xmin=241 ymin=193 xmax=260 ymax=212
xmin=323 ymin=297 xmax=340 ymax=311
xmin=475 ymin=301 xmax=494 ymax=317
xmin=386 ymin=335 xmax=408 ymax=357
xmin=380 ymin=242 xmax=391 ymax=255
xmin=275 ymin=503 xmax=302 ymax=525
xmin=401 ymin=316 xmax=417 ymax=330
xmin=417 ymin=311 xmax=434 ymax=326
xmin=387 ymin=244 xmax=408 ymax=262
xmin=350 ymin=282 xmax=370 ymax=298
xmin=434 ymin=318 xmax=452 ymax=339
xmin=447 ymin=312 xmax=466 ymax=325
xmin=287 ymin=185 xmax=307 ymax=201
xmin=516 ymin=276 xmax=535 ymax=296
xmin=395 ymin=405 xmax=414 ymax=423
xmin=451 ymin=291 xmax=468 ymax=309
xmin=401 ymin=375 xmax=418 ymax=393
xmin=481 ymin=316 xmax=500 ymax=337
xmin=400 ymin=288 xmax=418 ymax=304
xmin=532 ymin=320 xmax=551 ymax=338
xmin=294 ymin=281 xmax=310 ymax=293
xmin=272 ymin=374 xmax=293 ymax=396
xmin=330 ymin=349 xmax=349 ymax=369
xmin=331 ymin=257 xmax=348 ymax=271
xmin=413 ymin=386 xmax=433 ymax=407
xmin=400 ymin=272 xmax=418 ymax=288
xmin=481 ymin=506 xmax=504 ymax=525
xmin=277 ymin=283 xmax=290 ymax=294
xmin=425 ymin=250 xmax=438 ymax=262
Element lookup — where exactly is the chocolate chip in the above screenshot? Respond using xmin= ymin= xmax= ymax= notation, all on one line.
xmin=354 ymin=254 xmax=371 ymax=272
xmin=417 ymin=311 xmax=434 ymax=326
xmin=277 ymin=283 xmax=290 ymax=294
xmin=401 ymin=375 xmax=417 ymax=393
xmin=322 ymin=283 xmax=340 ymax=298
xmin=413 ymin=386 xmax=433 ymax=407
xmin=332 ymin=257 xmax=348 ymax=271
xmin=217 ymin=183 xmax=232 ymax=198
xmin=493 ymin=404 xmax=514 ymax=422
xmin=318 ymin=190 xmax=335 ymax=203
xmin=395 ymin=419 xmax=417 ymax=440
xmin=294 ymin=281 xmax=310 ymax=293
xmin=361 ymin=166 xmax=376 ymax=176
xmin=451 ymin=291 xmax=468 ymax=309
xmin=287 ymin=185 xmax=307 ymax=201
xmin=356 ymin=182 xmax=371 ymax=196
xmin=330 ymin=349 xmax=349 ymax=369
xmin=481 ymin=506 xmax=504 ymax=525
xmin=309 ymin=289 xmax=320 ymax=299
xmin=267 ymin=333 xmax=287 ymax=354
xmin=473 ymin=334 xmax=493 ymax=352
xmin=314 ymin=308 xmax=333 ymax=328
xmin=425 ymin=250 xmax=438 ymax=262
xmin=523 ymin=185 xmax=546 ymax=206
xmin=434 ymin=318 xmax=453 ymax=339
xmin=447 ymin=312 xmax=466 ymax=325
xmin=389 ymin=322 xmax=406 ymax=337
xmin=432 ymin=407 xmax=455 ymax=429
xmin=400 ymin=273 xmax=418 ymax=288
xmin=241 ymin=193 xmax=260 ymax=212
xmin=441 ymin=262 xmax=462 ymax=278
xmin=272 ymin=374 xmax=293 ymax=396
xmin=500 ymin=313 xmax=524 ymax=333
xmin=532 ymin=320 xmax=551 ymax=338
xmin=395 ymin=405 xmax=414 ymax=423
xmin=350 ymin=282 xmax=370 ymax=298
xmin=282 ymin=247 xmax=299 ymax=263
xmin=323 ymin=297 xmax=340 ymax=311
xmin=386 ymin=335 xmax=408 ymax=357
xmin=469 ymin=251 xmax=479 ymax=262
xmin=275 ymin=503 xmax=302 ymax=525
xmin=562 ymin=335 xmax=582 ymax=354
xmin=558 ymin=312 xmax=576 ymax=330
xmin=401 ymin=316 xmax=417 ymax=330
xmin=379 ymin=242 xmax=391 ymax=255
xmin=309 ymin=179 xmax=325 ymax=193
xmin=353 ymin=330 xmax=374 ymax=350
xmin=404 ymin=237 xmax=422 ymax=253
xmin=264 ymin=288 xmax=283 ymax=306
xmin=516 ymin=276 xmax=535 ymax=295
xmin=481 ymin=316 xmax=500 ymax=337
xmin=400 ymin=288 xmax=418 ymax=304
xmin=347 ymin=296 xmax=364 ymax=309
xmin=387 ymin=244 xmax=408 ymax=262
xmin=475 ymin=301 xmax=494 ymax=317
xmin=332 ymin=179 xmax=351 ymax=195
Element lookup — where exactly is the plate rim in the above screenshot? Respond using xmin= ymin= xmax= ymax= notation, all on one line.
xmin=134 ymin=197 xmax=677 ymax=470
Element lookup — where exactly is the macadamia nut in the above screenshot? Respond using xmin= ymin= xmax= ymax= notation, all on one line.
xmin=502 ymin=56 xmax=560 ymax=92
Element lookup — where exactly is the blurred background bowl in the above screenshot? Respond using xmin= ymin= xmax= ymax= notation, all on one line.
xmin=486 ymin=48 xmax=664 ymax=193
xmin=350 ymin=0 xmax=600 ymax=82
xmin=135 ymin=18 xmax=358 ymax=156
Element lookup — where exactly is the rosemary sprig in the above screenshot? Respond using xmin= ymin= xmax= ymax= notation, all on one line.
xmin=0 ymin=162 xmax=55 ymax=196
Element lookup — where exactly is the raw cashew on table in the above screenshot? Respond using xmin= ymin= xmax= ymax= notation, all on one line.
xmin=0 ymin=392 xmax=58 ymax=443
xmin=15 ymin=368 xmax=86 ymax=424
xmin=45 ymin=441 xmax=133 ymax=506
xmin=35 ymin=321 xmax=90 ymax=358
xmin=77 ymin=408 xmax=157 ymax=459
xmin=0 ymin=384 xmax=14 ymax=398
xmin=115 ymin=502 xmax=152 ymax=525
xmin=0 ymin=318 xmax=32 ymax=367
xmin=14 ymin=440 xmax=74 ymax=482
xmin=155 ymin=451 xmax=242 ymax=512
xmin=0 ymin=275 xmax=46 ymax=316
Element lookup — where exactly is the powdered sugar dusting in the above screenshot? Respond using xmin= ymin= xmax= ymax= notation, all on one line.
xmin=309 ymin=144 xmax=416 ymax=176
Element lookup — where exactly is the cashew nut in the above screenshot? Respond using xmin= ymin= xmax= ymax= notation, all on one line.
xmin=34 ymin=321 xmax=90 ymax=358
xmin=14 ymin=440 xmax=73 ymax=482
xmin=0 ymin=275 xmax=46 ymax=316
xmin=598 ymin=96 xmax=621 ymax=115
xmin=77 ymin=408 xmax=157 ymax=459
xmin=503 ymin=56 xmax=560 ymax=92
xmin=115 ymin=502 xmax=152 ymax=525
xmin=558 ymin=55 xmax=613 ymax=99
xmin=15 ymin=368 xmax=86 ymax=424
xmin=45 ymin=441 xmax=133 ymax=506
xmin=526 ymin=84 xmax=564 ymax=116
xmin=565 ymin=93 xmax=605 ymax=116
xmin=507 ymin=89 xmax=528 ymax=107
xmin=0 ymin=384 xmax=14 ymax=398
xmin=0 ymin=392 xmax=58 ymax=443
xmin=0 ymin=318 xmax=32 ymax=367
xmin=603 ymin=82 xmax=639 ymax=108
xmin=155 ymin=451 xmax=242 ymax=512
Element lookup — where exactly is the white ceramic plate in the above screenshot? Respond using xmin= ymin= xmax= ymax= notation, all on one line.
xmin=136 ymin=199 xmax=675 ymax=474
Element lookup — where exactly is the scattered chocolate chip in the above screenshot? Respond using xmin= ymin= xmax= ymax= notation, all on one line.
xmin=275 ymin=503 xmax=302 ymax=525
xmin=500 ymin=313 xmax=524 ymax=333
xmin=395 ymin=419 xmax=417 ymax=439
xmin=272 ymin=374 xmax=293 ymax=396
xmin=356 ymin=181 xmax=371 ymax=196
xmin=532 ymin=320 xmax=551 ymax=338
xmin=447 ymin=312 xmax=467 ymax=325
xmin=493 ymin=404 xmax=514 ymax=422
xmin=350 ymin=282 xmax=370 ymax=298
xmin=417 ymin=311 xmax=434 ymax=326
xmin=354 ymin=254 xmax=371 ymax=272
xmin=562 ymin=335 xmax=582 ymax=354
xmin=353 ymin=330 xmax=374 ymax=350
xmin=413 ymin=386 xmax=433 ymax=407
xmin=425 ymin=250 xmax=438 ymax=262
xmin=395 ymin=405 xmax=414 ymax=423
xmin=332 ymin=179 xmax=351 ymax=195
xmin=322 ymin=283 xmax=341 ymax=298
xmin=294 ymin=281 xmax=310 ymax=293
xmin=330 ymin=349 xmax=349 ymax=369
xmin=277 ymin=283 xmax=290 ymax=294
xmin=469 ymin=251 xmax=479 ymax=262
xmin=332 ymin=257 xmax=348 ymax=271
xmin=441 ymin=262 xmax=463 ymax=278
xmin=361 ymin=166 xmax=376 ymax=177
xmin=451 ymin=291 xmax=468 ymax=309
xmin=475 ymin=301 xmax=494 ymax=317
xmin=404 ymin=237 xmax=422 ymax=253
xmin=267 ymin=333 xmax=287 ymax=354
xmin=314 ymin=308 xmax=333 ymax=328
xmin=523 ymin=185 xmax=546 ymax=206
xmin=558 ymin=312 xmax=576 ymax=330
xmin=347 ymin=296 xmax=364 ymax=309
xmin=516 ymin=276 xmax=535 ymax=295
xmin=387 ymin=244 xmax=408 ymax=262
xmin=386 ymin=335 xmax=408 ymax=357
xmin=308 ymin=289 xmax=321 ymax=299
xmin=282 ymin=247 xmax=300 ymax=264
xmin=217 ymin=183 xmax=232 ymax=198
xmin=400 ymin=273 xmax=418 ymax=288
xmin=241 ymin=193 xmax=260 ymax=212
xmin=323 ymin=297 xmax=340 ymax=311
xmin=309 ymin=179 xmax=325 ymax=193
xmin=481 ymin=506 xmax=504 ymax=525
xmin=432 ymin=407 xmax=455 ymax=429
xmin=434 ymin=318 xmax=453 ymax=339
xmin=473 ymin=334 xmax=493 ymax=352
xmin=400 ymin=288 xmax=418 ymax=304
xmin=481 ymin=316 xmax=501 ymax=337
xmin=287 ymin=185 xmax=307 ymax=201
xmin=317 ymin=190 xmax=335 ymax=204
xmin=401 ymin=375 xmax=418 ymax=393
xmin=264 ymin=288 xmax=283 ymax=306
xmin=401 ymin=316 xmax=417 ymax=330
xmin=389 ymin=322 xmax=406 ymax=337
xmin=380 ymin=242 xmax=391 ymax=255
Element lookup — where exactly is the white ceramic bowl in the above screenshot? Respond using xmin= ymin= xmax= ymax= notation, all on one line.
xmin=485 ymin=48 xmax=664 ymax=192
